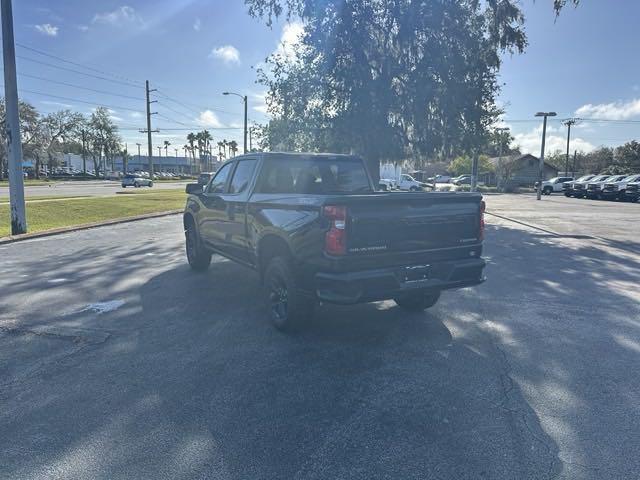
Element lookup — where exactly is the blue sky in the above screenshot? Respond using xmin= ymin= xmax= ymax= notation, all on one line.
xmin=7 ymin=1 xmax=640 ymax=157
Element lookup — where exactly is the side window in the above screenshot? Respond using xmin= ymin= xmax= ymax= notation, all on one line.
xmin=228 ymin=160 xmax=257 ymax=194
xmin=207 ymin=162 xmax=233 ymax=194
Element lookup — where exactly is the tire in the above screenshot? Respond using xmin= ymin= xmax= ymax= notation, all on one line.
xmin=543 ymin=187 xmax=553 ymax=195
xmin=122 ymin=185 xmax=126 ymax=188
xmin=410 ymin=186 xmax=419 ymax=192
xmin=263 ymin=256 xmax=314 ymax=331
xmin=148 ymin=181 xmax=154 ymax=187
xmin=394 ymin=291 xmax=441 ymax=312
xmin=134 ymin=182 xmax=140 ymax=188
xmin=185 ymin=218 xmax=211 ymax=272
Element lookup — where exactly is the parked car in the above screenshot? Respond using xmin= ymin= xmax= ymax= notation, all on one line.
xmin=183 ymin=153 xmax=486 ymax=331
xmin=428 ymin=174 xmax=452 ymax=184
xmin=586 ymin=175 xmax=625 ymax=199
xmin=452 ymin=175 xmax=472 ymax=186
xmin=625 ymin=181 xmax=639 ymax=202
xmin=397 ymin=173 xmax=428 ymax=191
xmin=378 ymin=178 xmax=395 ymax=191
xmin=197 ymin=172 xmax=215 ymax=185
xmin=601 ymin=174 xmax=640 ymax=200
xmin=573 ymin=174 xmax=608 ymax=198
xmin=121 ymin=174 xmax=153 ymax=188
xmin=535 ymin=176 xmax=574 ymax=195
xmin=563 ymin=175 xmax=595 ymax=197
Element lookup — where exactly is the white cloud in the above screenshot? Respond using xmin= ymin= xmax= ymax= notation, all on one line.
xmin=35 ymin=24 xmax=58 ymax=36
xmin=129 ymin=111 xmax=142 ymax=119
xmin=274 ymin=21 xmax=304 ymax=61
xmin=252 ymin=92 xmax=268 ymax=114
xmin=197 ymin=110 xmax=223 ymax=128
xmin=512 ymin=124 xmax=596 ymax=156
xmin=92 ymin=6 xmax=144 ymax=27
xmin=78 ymin=25 xmax=89 ymax=32
xmin=575 ymin=98 xmax=640 ymax=120
xmin=41 ymin=100 xmax=73 ymax=108
xmin=193 ymin=18 xmax=201 ymax=32
xmin=209 ymin=45 xmax=240 ymax=65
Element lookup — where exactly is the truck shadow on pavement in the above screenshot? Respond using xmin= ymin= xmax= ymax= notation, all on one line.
xmin=4 ymin=220 xmax=640 ymax=479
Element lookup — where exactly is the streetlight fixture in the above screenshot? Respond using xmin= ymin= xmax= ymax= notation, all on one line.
xmin=535 ymin=111 xmax=557 ymax=200
xmin=223 ymin=91 xmax=248 ymax=154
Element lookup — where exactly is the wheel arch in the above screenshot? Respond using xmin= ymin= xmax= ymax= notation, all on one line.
xmin=257 ymin=234 xmax=293 ymax=280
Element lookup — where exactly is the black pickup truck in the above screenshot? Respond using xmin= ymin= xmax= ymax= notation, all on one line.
xmin=183 ymin=152 xmax=486 ymax=330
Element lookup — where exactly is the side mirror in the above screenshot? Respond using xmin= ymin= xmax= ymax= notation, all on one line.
xmin=186 ymin=183 xmax=203 ymax=194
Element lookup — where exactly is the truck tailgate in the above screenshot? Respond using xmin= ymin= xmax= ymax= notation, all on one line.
xmin=342 ymin=192 xmax=482 ymax=254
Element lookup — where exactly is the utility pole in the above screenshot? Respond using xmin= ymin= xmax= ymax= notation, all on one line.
xmin=81 ymin=129 xmax=87 ymax=175
xmin=535 ymin=111 xmax=557 ymax=200
xmin=562 ymin=118 xmax=577 ymax=176
xmin=123 ymin=143 xmax=128 ymax=173
xmin=136 ymin=142 xmax=141 ymax=168
xmin=495 ymin=127 xmax=510 ymax=190
xmin=572 ymin=150 xmax=577 ymax=176
xmin=223 ymin=91 xmax=248 ymax=154
xmin=141 ymin=80 xmax=158 ymax=179
xmin=2 ymin=0 xmax=27 ymax=234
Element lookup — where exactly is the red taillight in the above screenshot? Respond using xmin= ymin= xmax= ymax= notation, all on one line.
xmin=323 ymin=205 xmax=347 ymax=255
xmin=479 ymin=200 xmax=486 ymax=240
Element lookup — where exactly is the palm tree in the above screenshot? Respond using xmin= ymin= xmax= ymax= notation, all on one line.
xmin=163 ymin=140 xmax=171 ymax=157
xmin=184 ymin=144 xmax=193 ymax=174
xmin=228 ymin=140 xmax=238 ymax=157
xmin=217 ymin=141 xmax=225 ymax=159
xmin=186 ymin=132 xmax=197 ymax=170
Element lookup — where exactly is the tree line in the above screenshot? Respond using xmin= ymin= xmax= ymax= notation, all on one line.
xmin=0 ymin=100 xmax=122 ymax=179
xmin=0 ymin=97 xmax=245 ymax=179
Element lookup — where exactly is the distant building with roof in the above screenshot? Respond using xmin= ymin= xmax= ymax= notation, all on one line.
xmin=488 ymin=154 xmax=558 ymax=186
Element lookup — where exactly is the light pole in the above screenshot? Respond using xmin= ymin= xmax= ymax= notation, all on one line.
xmin=136 ymin=143 xmax=141 ymax=171
xmin=495 ymin=127 xmax=510 ymax=190
xmin=223 ymin=91 xmax=248 ymax=154
xmin=535 ymin=111 xmax=557 ymax=200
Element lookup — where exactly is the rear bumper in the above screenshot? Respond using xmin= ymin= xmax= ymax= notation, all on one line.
xmin=315 ymin=258 xmax=486 ymax=304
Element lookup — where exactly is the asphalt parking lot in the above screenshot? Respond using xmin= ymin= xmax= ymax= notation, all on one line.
xmin=1 ymin=194 xmax=639 ymax=479
xmin=486 ymin=193 xmax=639 ymax=246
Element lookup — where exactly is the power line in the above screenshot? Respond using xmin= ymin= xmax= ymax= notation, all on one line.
xmin=16 ymin=55 xmax=142 ymax=89
xmin=119 ymin=126 xmax=243 ymax=131
xmin=16 ymin=43 xmax=144 ymax=87
xmin=2 ymin=84 xmax=145 ymax=113
xmin=154 ymin=89 xmax=240 ymax=116
xmin=157 ymin=101 xmax=196 ymax=121
xmin=10 ymin=71 xmax=143 ymax=101
xmin=156 ymin=112 xmax=194 ymax=127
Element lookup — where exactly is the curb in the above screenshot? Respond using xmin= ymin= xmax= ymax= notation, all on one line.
xmin=0 ymin=210 xmax=182 ymax=245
